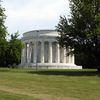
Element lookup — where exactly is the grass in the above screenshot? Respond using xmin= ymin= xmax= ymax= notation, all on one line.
xmin=0 ymin=68 xmax=100 ymax=100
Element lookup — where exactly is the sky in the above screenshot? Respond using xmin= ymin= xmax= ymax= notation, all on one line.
xmin=2 ymin=0 xmax=70 ymax=37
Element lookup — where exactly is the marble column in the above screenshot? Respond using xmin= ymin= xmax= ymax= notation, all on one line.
xmin=68 ymin=47 xmax=72 ymax=64
xmin=21 ymin=43 xmax=25 ymax=64
xmin=30 ymin=43 xmax=33 ymax=63
xmin=25 ymin=43 xmax=27 ymax=63
xmin=41 ymin=41 xmax=44 ymax=63
xmin=63 ymin=48 xmax=66 ymax=63
xmin=66 ymin=48 xmax=69 ymax=63
xmin=33 ymin=41 xmax=37 ymax=63
xmin=72 ymin=54 xmax=75 ymax=64
xmin=28 ymin=43 xmax=32 ymax=63
xmin=56 ymin=43 xmax=60 ymax=63
xmin=31 ymin=44 xmax=33 ymax=63
xmin=27 ymin=43 xmax=30 ymax=63
xmin=49 ymin=42 xmax=52 ymax=63
xmin=71 ymin=48 xmax=75 ymax=64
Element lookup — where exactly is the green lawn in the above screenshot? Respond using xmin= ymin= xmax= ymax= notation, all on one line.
xmin=0 ymin=68 xmax=100 ymax=100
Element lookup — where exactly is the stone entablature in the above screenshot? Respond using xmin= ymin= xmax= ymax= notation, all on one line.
xmin=20 ymin=30 xmax=82 ymax=69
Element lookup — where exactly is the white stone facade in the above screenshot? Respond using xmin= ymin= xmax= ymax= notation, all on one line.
xmin=20 ymin=30 xmax=82 ymax=69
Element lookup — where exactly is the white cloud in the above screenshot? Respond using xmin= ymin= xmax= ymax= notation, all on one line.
xmin=2 ymin=0 xmax=70 ymax=36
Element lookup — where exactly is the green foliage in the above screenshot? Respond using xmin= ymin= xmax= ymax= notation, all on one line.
xmin=56 ymin=0 xmax=100 ymax=68
xmin=6 ymin=32 xmax=23 ymax=67
xmin=0 ymin=2 xmax=7 ymax=39
xmin=0 ymin=40 xmax=8 ymax=66
xmin=0 ymin=1 xmax=8 ymax=67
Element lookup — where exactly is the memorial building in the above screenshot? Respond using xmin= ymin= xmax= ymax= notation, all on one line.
xmin=20 ymin=30 xmax=82 ymax=69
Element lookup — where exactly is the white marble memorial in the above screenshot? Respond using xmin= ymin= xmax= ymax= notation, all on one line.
xmin=20 ymin=30 xmax=82 ymax=69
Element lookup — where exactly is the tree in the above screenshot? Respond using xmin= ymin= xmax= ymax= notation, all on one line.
xmin=0 ymin=1 xmax=8 ymax=67
xmin=6 ymin=32 xmax=23 ymax=67
xmin=56 ymin=0 xmax=100 ymax=69
xmin=0 ymin=1 xmax=23 ymax=67
xmin=0 ymin=1 xmax=7 ymax=39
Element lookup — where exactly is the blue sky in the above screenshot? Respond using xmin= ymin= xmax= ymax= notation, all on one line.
xmin=2 ymin=0 xmax=70 ymax=37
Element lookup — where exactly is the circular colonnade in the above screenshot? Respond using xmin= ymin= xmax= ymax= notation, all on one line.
xmin=20 ymin=30 xmax=82 ymax=69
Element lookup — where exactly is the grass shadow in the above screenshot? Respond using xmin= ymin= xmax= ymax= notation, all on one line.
xmin=0 ymin=68 xmax=10 ymax=72
xmin=0 ymin=68 xmax=100 ymax=77
xmin=28 ymin=69 xmax=100 ymax=77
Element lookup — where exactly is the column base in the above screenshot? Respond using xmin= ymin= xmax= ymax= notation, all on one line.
xmin=19 ymin=63 xmax=82 ymax=69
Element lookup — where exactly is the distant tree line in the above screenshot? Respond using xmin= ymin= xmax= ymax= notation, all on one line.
xmin=0 ymin=1 xmax=23 ymax=67
xmin=56 ymin=0 xmax=100 ymax=70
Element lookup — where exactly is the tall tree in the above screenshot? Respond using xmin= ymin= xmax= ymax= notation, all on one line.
xmin=56 ymin=0 xmax=100 ymax=69
xmin=0 ymin=1 xmax=7 ymax=39
xmin=0 ymin=1 xmax=23 ymax=67
xmin=0 ymin=1 xmax=8 ymax=67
